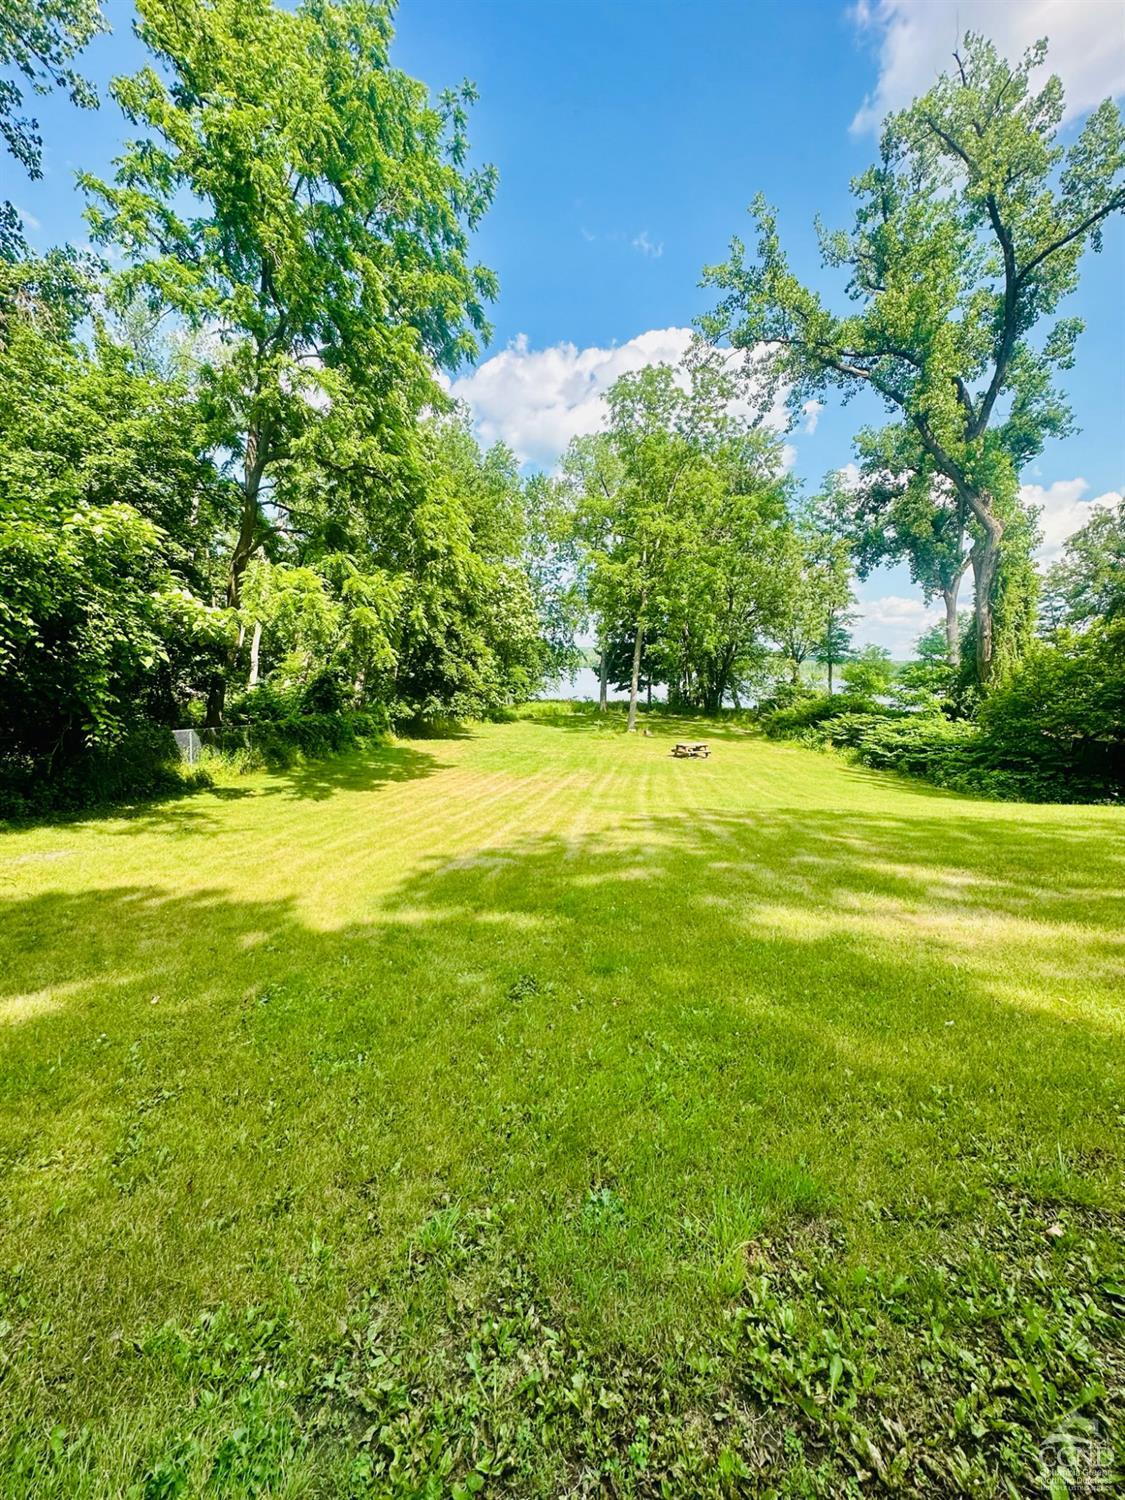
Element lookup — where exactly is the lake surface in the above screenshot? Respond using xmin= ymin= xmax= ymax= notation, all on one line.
xmin=541 ymin=666 xmax=668 ymax=702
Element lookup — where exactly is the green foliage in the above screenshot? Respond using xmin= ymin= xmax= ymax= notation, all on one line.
xmin=894 ymin=619 xmax=965 ymax=712
xmin=704 ymin=33 xmax=1125 ymax=687
xmin=388 ymin=415 xmax=551 ymax=721
xmin=1041 ymin=498 xmax=1125 ymax=630
xmin=763 ymin=614 xmax=1124 ymax=803
xmin=0 ymin=309 xmax=230 ymax=761
xmin=765 ymin=618 xmax=1124 ymax=804
xmin=977 ymin=619 xmax=1125 ymax=799
xmin=81 ymin=0 xmax=499 ymax=722
xmin=840 ymin=644 xmax=894 ymax=698
xmin=203 ymin=709 xmax=388 ymax=772
xmin=0 ymin=724 xmax=205 ymax=819
xmin=0 ymin=0 xmax=105 ymax=258
xmin=0 ymin=5 xmax=561 ymax=808
xmin=564 ymin=355 xmax=802 ymax=720
xmin=759 ymin=692 xmax=873 ymax=740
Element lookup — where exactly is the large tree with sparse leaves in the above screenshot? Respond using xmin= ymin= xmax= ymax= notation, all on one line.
xmin=704 ymin=34 xmax=1124 ymax=687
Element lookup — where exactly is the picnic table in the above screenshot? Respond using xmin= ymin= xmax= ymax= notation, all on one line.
xmin=672 ymin=741 xmax=710 ymax=759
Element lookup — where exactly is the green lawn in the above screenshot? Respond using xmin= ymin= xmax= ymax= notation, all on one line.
xmin=1 ymin=708 xmax=1123 ymax=1497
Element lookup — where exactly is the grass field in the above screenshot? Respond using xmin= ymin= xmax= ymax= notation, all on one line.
xmin=1 ymin=706 xmax=1123 ymax=1497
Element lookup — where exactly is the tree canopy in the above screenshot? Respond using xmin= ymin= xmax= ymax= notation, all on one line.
xmin=704 ymin=34 xmax=1124 ymax=686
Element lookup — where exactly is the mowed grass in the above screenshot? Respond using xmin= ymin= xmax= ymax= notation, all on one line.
xmin=1 ymin=706 xmax=1123 ymax=1496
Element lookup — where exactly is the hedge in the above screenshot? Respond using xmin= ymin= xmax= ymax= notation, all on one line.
xmin=0 ymin=710 xmax=390 ymax=819
xmin=759 ymin=692 xmax=1121 ymax=804
xmin=0 ymin=725 xmax=202 ymax=820
xmin=201 ymin=709 xmax=388 ymax=770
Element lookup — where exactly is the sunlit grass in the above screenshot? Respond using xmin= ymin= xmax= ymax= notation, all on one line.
xmin=1 ymin=706 xmax=1122 ymax=1494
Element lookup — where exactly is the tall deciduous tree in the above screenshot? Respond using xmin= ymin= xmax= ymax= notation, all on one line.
xmin=656 ymin=431 xmax=795 ymax=711
xmin=0 ymin=297 xmax=228 ymax=755
xmin=82 ymin=0 xmax=496 ymax=721
xmin=561 ymin=432 xmax=625 ymax=713
xmin=704 ymin=34 xmax=1124 ymax=687
xmin=796 ymin=482 xmax=855 ymax=694
xmin=568 ymin=359 xmax=739 ymax=731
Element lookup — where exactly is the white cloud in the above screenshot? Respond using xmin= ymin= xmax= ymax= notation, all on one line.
xmin=1020 ymin=477 xmax=1122 ymax=561
xmin=853 ymin=592 xmax=942 ymax=655
xmin=446 ymin=326 xmax=788 ymax=467
xmin=850 ymin=0 xmax=1125 ymax=134
xmin=801 ymin=399 xmax=823 ymax=434
xmin=631 ymin=230 xmax=664 ymax=259
xmin=14 ymin=204 xmax=40 ymax=231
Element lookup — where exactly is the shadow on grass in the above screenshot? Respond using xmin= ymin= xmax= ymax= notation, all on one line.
xmin=2 ymin=741 xmax=449 ymax=840
xmin=86 ymin=741 xmax=449 ymax=836
xmin=2 ymin=798 xmax=1123 ymax=1474
xmin=256 ymin=740 xmax=447 ymax=803
xmin=4 ymin=804 xmax=1121 ymax=1140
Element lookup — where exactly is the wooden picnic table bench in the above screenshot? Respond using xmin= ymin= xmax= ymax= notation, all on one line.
xmin=672 ymin=741 xmax=710 ymax=759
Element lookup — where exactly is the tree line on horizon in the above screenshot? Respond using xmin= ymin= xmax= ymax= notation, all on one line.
xmin=1 ymin=1 xmax=1122 ymax=809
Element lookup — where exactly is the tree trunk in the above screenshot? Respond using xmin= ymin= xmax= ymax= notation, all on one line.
xmin=205 ymin=425 xmax=267 ymax=727
xmin=827 ymin=659 xmax=834 ymax=695
xmin=626 ymin=617 xmax=644 ymax=732
xmin=598 ymin=633 xmax=608 ymax=712
xmin=971 ymin=507 xmax=1003 ymax=687
xmin=247 ymin=619 xmax=262 ymax=688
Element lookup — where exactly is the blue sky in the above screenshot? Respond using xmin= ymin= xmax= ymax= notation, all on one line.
xmin=14 ymin=0 xmax=1125 ymax=652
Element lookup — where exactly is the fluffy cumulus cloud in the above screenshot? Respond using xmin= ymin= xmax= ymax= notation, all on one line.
xmin=853 ymin=592 xmax=942 ymax=656
xmin=445 ymin=327 xmax=788 ymax=468
xmin=1020 ymin=478 xmax=1122 ymax=561
xmin=850 ymin=0 xmax=1125 ymax=134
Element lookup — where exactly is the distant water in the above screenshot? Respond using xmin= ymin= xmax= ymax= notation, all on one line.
xmin=540 ymin=666 xmax=667 ymax=703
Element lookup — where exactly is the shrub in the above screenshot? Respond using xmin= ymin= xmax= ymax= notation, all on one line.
xmin=843 ymin=716 xmax=980 ymax=778
xmin=977 ymin=620 xmax=1125 ymax=800
xmin=0 ymin=725 xmax=207 ymax=820
xmin=300 ymin=670 xmax=347 ymax=716
xmin=225 ymin=682 xmax=301 ymax=723
xmin=759 ymin=694 xmax=880 ymax=740
xmin=840 ymin=645 xmax=895 ymax=698
xmin=202 ymin=710 xmax=389 ymax=771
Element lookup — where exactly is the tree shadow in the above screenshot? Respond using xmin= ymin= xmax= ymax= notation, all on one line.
xmin=2 ymin=799 xmax=1122 ymax=1467
xmin=89 ymin=741 xmax=448 ymax=835
xmin=3 ymin=742 xmax=448 ymax=840
xmin=256 ymin=740 xmax=446 ymax=802
xmin=3 ymin=803 xmax=1120 ymax=1194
